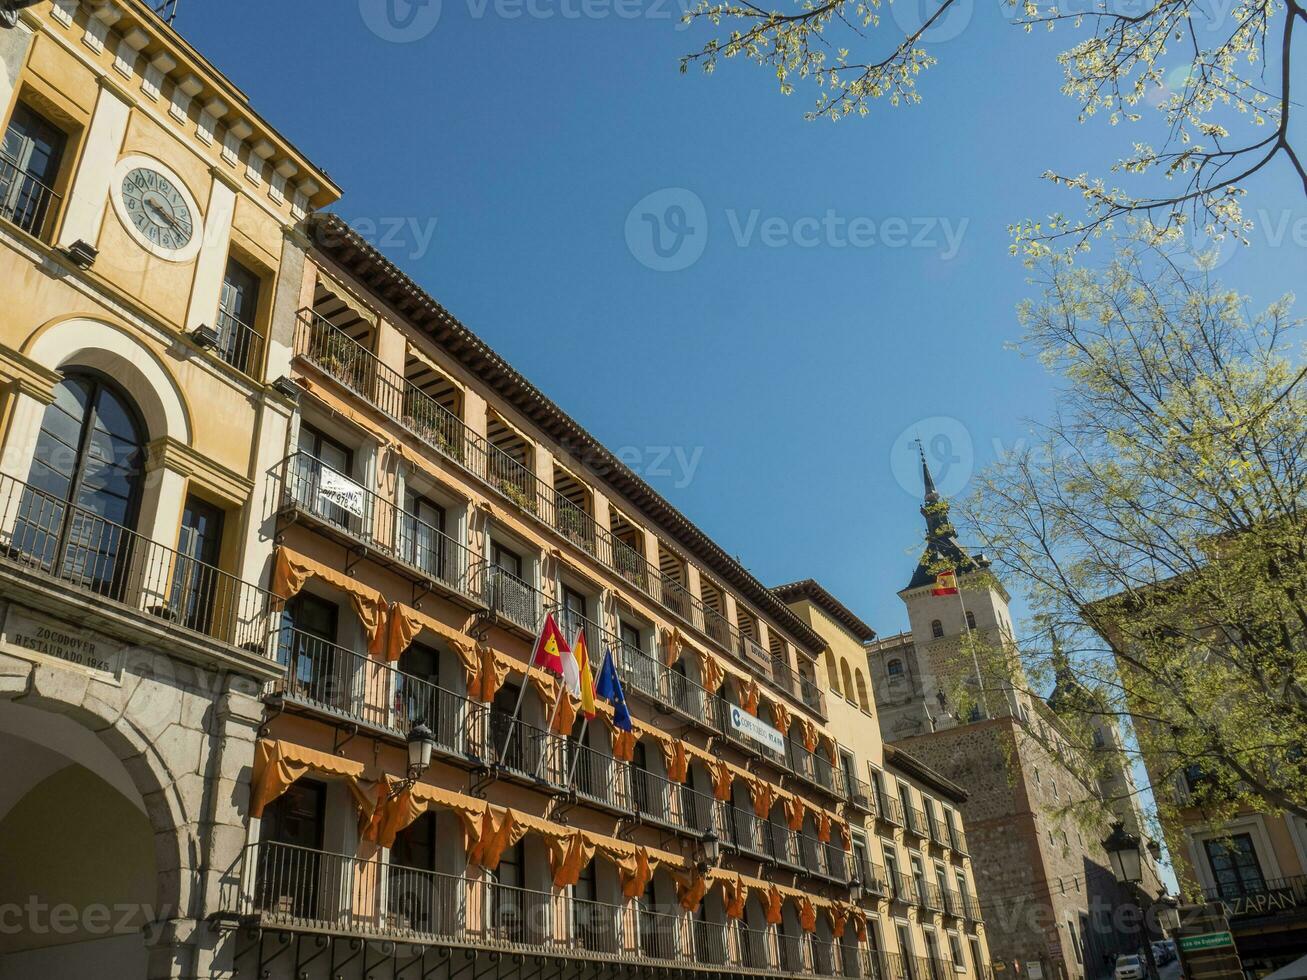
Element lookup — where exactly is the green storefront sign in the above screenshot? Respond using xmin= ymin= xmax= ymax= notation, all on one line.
xmin=1178 ymin=931 xmax=1235 ymax=952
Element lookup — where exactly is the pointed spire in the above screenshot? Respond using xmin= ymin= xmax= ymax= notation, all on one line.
xmin=918 ymin=439 xmax=939 ymax=502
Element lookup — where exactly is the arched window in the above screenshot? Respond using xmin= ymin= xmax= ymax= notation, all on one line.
xmin=887 ymin=659 xmax=904 ymax=678
xmin=931 ymin=619 xmax=944 ymax=638
xmin=840 ymin=660 xmax=855 ymax=699
xmin=965 ymin=611 xmax=977 ymax=630
xmin=855 ymin=669 xmax=870 ymax=710
xmin=15 ymin=373 xmax=146 ymax=592
xmin=824 ymin=649 xmax=841 ymax=694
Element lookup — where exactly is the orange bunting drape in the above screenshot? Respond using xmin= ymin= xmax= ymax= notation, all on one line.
xmin=548 ymin=830 xmax=596 ymax=888
xmin=784 ymin=795 xmax=807 ymax=831
xmin=271 ymin=547 xmax=313 ymax=600
xmin=708 ymin=759 xmax=734 ymax=801
xmin=721 ymin=874 xmax=749 ymax=920
xmin=662 ymin=626 xmax=683 ymax=667
xmin=800 ymin=719 xmax=820 ymax=752
xmin=840 ymin=820 xmax=853 ymax=851
xmin=799 ymin=896 xmax=818 ymax=934
xmin=817 ymin=812 xmax=832 ymax=843
xmin=749 ymin=778 xmax=779 ymax=818
xmin=471 ymin=809 xmax=529 ymax=871
xmin=698 ymin=650 xmax=725 ymax=694
xmin=770 ymin=701 xmax=792 ymax=736
xmin=530 ymin=672 xmax=577 ymax=735
xmin=661 ymin=740 xmax=689 ymax=783
xmin=764 ymin=884 xmax=784 ymax=925
xmin=250 ymin=739 xmax=367 ymax=819
xmin=468 ymin=644 xmax=510 ymax=702
xmin=741 ymin=678 xmax=760 ymax=717
xmin=670 ymin=868 xmax=709 ymax=912
xmin=829 ymin=904 xmax=849 ymax=939
xmin=596 ymin=844 xmax=658 ymax=899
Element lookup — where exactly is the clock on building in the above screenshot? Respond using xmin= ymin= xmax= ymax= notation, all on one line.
xmin=109 ymin=155 xmax=204 ymax=262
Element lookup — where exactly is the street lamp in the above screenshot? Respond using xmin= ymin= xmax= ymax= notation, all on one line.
xmin=1103 ymin=822 xmax=1160 ymax=980
xmin=407 ymin=722 xmax=436 ymax=779
xmin=849 ymin=876 xmax=865 ymax=903
xmin=696 ymin=828 xmax=721 ymax=873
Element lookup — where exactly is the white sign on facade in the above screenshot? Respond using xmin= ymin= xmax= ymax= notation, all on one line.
xmin=1 ymin=605 xmax=126 ymax=680
xmin=318 ymin=468 xmax=366 ymax=517
xmin=727 ymin=703 xmax=786 ymax=754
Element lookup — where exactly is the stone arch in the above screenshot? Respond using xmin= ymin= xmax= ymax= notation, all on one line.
xmin=0 ymin=667 xmax=194 ymax=922
xmin=823 ymin=649 xmax=840 ymax=695
xmin=855 ymin=668 xmax=870 ymax=711
xmin=840 ymin=659 xmax=854 ymax=699
xmin=24 ymin=317 xmax=192 ymax=445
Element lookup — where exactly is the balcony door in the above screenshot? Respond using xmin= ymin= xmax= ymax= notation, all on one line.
xmin=490 ymin=681 xmax=525 ymax=773
xmin=217 ymin=257 xmax=261 ymax=374
xmin=390 ymin=812 xmax=439 ymax=934
xmin=1204 ymin=833 xmax=1266 ymax=899
xmin=280 ymin=593 xmax=342 ymax=709
xmin=256 ymin=779 xmax=325 ymax=922
xmin=169 ymin=495 xmax=224 ymax=634
xmin=395 ymin=642 xmax=440 ymax=738
xmin=295 ymin=424 xmax=357 ymax=532
xmin=1 ymin=103 xmax=65 ymax=237
xmin=15 ymin=373 xmax=145 ymax=597
xmin=399 ymin=491 xmax=446 ymax=580
xmin=561 ymin=585 xmax=587 ymax=641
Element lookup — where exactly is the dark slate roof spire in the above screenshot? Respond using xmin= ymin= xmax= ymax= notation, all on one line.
xmin=905 ymin=439 xmax=990 ymax=590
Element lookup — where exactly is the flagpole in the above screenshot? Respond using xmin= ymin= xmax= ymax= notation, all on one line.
xmin=564 ymin=717 xmax=590 ymax=791
xmin=534 ymin=683 xmax=568 ymax=780
xmin=953 ymin=576 xmax=991 ymax=717
xmin=498 ymin=668 xmax=532 ymax=765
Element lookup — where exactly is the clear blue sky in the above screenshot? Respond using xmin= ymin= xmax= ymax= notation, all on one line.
xmin=179 ymin=0 xmax=1305 ymax=637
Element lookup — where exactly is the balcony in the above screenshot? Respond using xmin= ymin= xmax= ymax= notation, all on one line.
xmin=631 ymin=765 xmax=721 ymax=838
xmin=926 ymin=812 xmax=949 ymax=848
xmin=725 ymin=804 xmax=769 ymax=860
xmin=293 ymin=311 xmax=825 ymax=719
xmin=567 ymin=739 xmax=634 ymax=814
xmin=211 ymin=308 xmax=265 ymax=378
xmin=276 ymin=452 xmax=480 ymax=605
xmin=890 ymin=873 xmax=919 ymax=906
xmin=0 ymin=471 xmax=275 ymax=658
xmin=856 ymin=859 xmax=890 ymax=900
xmin=790 ymin=743 xmax=845 ymax=799
xmin=903 ymin=804 xmax=928 ymax=839
xmin=478 ymin=562 xmax=548 ymax=635
xmin=0 ymin=155 xmax=61 ymax=240
xmin=1202 ymin=874 xmax=1307 ymax=923
xmin=273 ymin=627 xmax=487 ymax=758
xmin=846 ymin=777 xmax=874 ymax=813
xmin=877 ymin=793 xmax=904 ymax=827
xmin=963 ymin=891 xmax=982 ymax=921
xmin=234 ymin=842 xmax=873 ymax=977
xmin=487 ymin=711 xmax=566 ymax=788
xmin=948 ymin=825 xmax=969 ymax=855
xmin=921 ymin=882 xmax=944 ymax=913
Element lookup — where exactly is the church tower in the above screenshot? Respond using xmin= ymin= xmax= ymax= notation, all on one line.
xmin=869 ymin=448 xmax=1033 ymax=739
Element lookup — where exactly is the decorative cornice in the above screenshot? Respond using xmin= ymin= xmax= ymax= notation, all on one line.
xmin=0 ymin=345 xmax=61 ymax=405
xmin=772 ymin=579 xmax=876 ymax=642
xmin=146 ymin=436 xmax=252 ymax=505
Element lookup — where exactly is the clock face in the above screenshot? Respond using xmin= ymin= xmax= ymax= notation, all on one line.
xmin=120 ymin=167 xmax=195 ymax=252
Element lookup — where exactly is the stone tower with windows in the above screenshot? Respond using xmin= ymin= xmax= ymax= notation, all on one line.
xmin=870 ymin=449 xmax=1035 ymax=740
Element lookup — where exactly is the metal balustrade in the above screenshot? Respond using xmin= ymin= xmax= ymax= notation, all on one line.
xmin=278 ymin=452 xmax=478 ymax=601
xmin=274 ymin=627 xmax=486 ymax=758
xmin=488 ymin=710 xmax=565 ymax=785
xmin=726 ymin=804 xmax=767 ymax=858
xmin=0 ymin=155 xmax=61 ymax=240
xmin=904 ymin=805 xmax=928 ymax=838
xmin=790 ymin=742 xmax=844 ymax=798
xmin=1202 ymin=873 xmax=1307 ymax=919
xmin=941 ymin=887 xmax=965 ymax=918
xmin=0 ymin=471 xmax=275 ymax=656
xmin=948 ymin=825 xmax=969 ymax=855
xmin=479 ymin=562 xmax=547 ymax=633
xmin=922 ymin=882 xmax=945 ymax=912
xmin=890 ymin=873 xmax=919 ymax=905
xmin=858 ymin=860 xmax=891 ymax=898
xmin=963 ymin=891 xmax=982 ymax=921
xmin=566 ymin=738 xmax=633 ymax=812
xmin=236 ymin=842 xmax=869 ymax=976
xmin=213 ymin=308 xmax=265 ymax=378
xmin=847 ymin=777 xmax=874 ymax=812
xmin=293 ymin=310 xmax=826 ymax=719
xmin=877 ymin=793 xmax=904 ymax=826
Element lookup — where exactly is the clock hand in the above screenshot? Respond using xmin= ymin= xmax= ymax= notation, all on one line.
xmin=145 ymin=199 xmax=184 ymax=233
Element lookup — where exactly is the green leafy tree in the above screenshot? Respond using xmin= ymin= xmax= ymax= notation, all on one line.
xmin=954 ymin=229 xmax=1307 ymax=830
xmin=680 ymin=0 xmax=1306 ymax=250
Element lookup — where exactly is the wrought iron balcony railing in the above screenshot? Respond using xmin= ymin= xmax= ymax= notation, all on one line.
xmin=877 ymin=792 xmax=904 ymax=827
xmin=790 ymin=742 xmax=844 ymax=799
xmin=272 ymin=627 xmax=486 ymax=758
xmin=477 ymin=561 xmax=547 ymax=634
xmin=948 ymin=824 xmax=969 ymax=855
xmin=277 ymin=452 xmax=478 ymax=602
xmin=235 ymin=842 xmax=872 ymax=976
xmin=903 ymin=804 xmax=927 ymax=838
xmin=212 ymin=308 xmax=266 ymax=378
xmin=1202 ymin=874 xmax=1307 ymax=920
xmin=0 ymin=471 xmax=275 ymax=656
xmin=0 ymin=155 xmax=61 ymax=240
xmin=846 ymin=777 xmax=874 ymax=813
xmin=293 ymin=310 xmax=825 ymax=720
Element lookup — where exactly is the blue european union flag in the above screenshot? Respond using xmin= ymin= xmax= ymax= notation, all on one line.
xmin=595 ymin=648 xmax=633 ymax=732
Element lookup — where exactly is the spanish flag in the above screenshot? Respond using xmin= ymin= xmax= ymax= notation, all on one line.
xmin=532 ymin=612 xmax=570 ymax=676
xmin=574 ymin=631 xmax=597 ymax=720
xmin=932 ymin=569 xmax=959 ymax=596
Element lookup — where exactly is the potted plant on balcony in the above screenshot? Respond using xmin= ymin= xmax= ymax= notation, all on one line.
xmin=556 ymin=505 xmax=593 ymax=550
xmin=493 ymin=475 xmax=535 ymax=514
xmin=315 ymin=329 xmax=359 ymax=382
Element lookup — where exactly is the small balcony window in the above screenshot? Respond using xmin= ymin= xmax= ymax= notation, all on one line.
xmin=216 ymin=256 xmax=264 ymax=375
xmin=1 ymin=103 xmax=66 ymax=240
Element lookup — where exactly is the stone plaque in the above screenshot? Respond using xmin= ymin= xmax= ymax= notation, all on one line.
xmin=1 ymin=605 xmax=127 ymax=680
